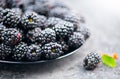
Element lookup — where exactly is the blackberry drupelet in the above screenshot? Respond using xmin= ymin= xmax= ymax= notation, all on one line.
xmin=45 ymin=17 xmax=62 ymax=28
xmin=83 ymin=52 xmax=101 ymax=70
xmin=26 ymin=27 xmax=44 ymax=45
xmin=1 ymin=28 xmax=22 ymax=46
xmin=42 ymin=42 xmax=63 ymax=59
xmin=42 ymin=28 xmax=56 ymax=44
xmin=1 ymin=9 xmax=21 ymax=28
xmin=68 ymin=32 xmax=85 ymax=49
xmin=26 ymin=44 xmax=42 ymax=61
xmin=53 ymin=23 xmax=74 ymax=41
xmin=57 ymin=40 xmax=69 ymax=52
xmin=12 ymin=42 xmax=28 ymax=61
xmin=0 ymin=43 xmax=12 ymax=60
xmin=49 ymin=7 xmax=70 ymax=18
xmin=21 ymin=11 xmax=40 ymax=30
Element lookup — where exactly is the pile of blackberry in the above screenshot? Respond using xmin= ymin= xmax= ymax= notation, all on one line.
xmin=0 ymin=0 xmax=90 ymax=62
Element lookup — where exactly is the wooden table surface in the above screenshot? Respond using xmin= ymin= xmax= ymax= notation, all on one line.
xmin=0 ymin=0 xmax=120 ymax=79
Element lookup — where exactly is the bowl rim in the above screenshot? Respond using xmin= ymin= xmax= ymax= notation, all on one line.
xmin=0 ymin=46 xmax=81 ymax=64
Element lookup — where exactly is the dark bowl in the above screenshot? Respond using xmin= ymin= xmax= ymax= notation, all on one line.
xmin=0 ymin=46 xmax=81 ymax=64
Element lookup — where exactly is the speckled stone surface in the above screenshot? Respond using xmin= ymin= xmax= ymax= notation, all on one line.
xmin=0 ymin=0 xmax=120 ymax=79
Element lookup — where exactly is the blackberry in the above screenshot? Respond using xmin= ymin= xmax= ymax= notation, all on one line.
xmin=0 ymin=9 xmax=21 ymax=28
xmin=1 ymin=28 xmax=22 ymax=46
xmin=53 ymin=23 xmax=74 ymax=41
xmin=11 ymin=8 xmax=22 ymax=15
xmin=33 ymin=0 xmax=52 ymax=15
xmin=42 ymin=28 xmax=56 ymax=44
xmin=57 ymin=40 xmax=69 ymax=52
xmin=21 ymin=11 xmax=47 ymax=30
xmin=83 ymin=52 xmax=101 ymax=70
xmin=78 ymin=25 xmax=90 ymax=40
xmin=0 ymin=43 xmax=12 ymax=60
xmin=68 ymin=32 xmax=85 ymax=49
xmin=63 ymin=13 xmax=82 ymax=31
xmin=42 ymin=42 xmax=63 ymax=59
xmin=26 ymin=28 xmax=44 ymax=45
xmin=51 ymin=0 xmax=70 ymax=9
xmin=0 ymin=0 xmax=6 ymax=8
xmin=21 ymin=11 xmax=39 ymax=29
xmin=37 ymin=14 xmax=47 ymax=30
xmin=5 ymin=0 xmax=18 ymax=8
xmin=12 ymin=43 xmax=28 ymax=61
xmin=26 ymin=44 xmax=42 ymax=61
xmin=49 ymin=7 xmax=70 ymax=18
xmin=45 ymin=17 xmax=62 ymax=28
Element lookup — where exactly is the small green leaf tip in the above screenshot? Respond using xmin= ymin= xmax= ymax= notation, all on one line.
xmin=102 ymin=54 xmax=116 ymax=68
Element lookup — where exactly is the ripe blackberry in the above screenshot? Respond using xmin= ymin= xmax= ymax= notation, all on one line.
xmin=57 ymin=40 xmax=69 ymax=52
xmin=49 ymin=7 xmax=70 ymax=18
xmin=21 ymin=11 xmax=47 ymax=30
xmin=12 ymin=43 xmax=28 ymax=61
xmin=78 ymin=25 xmax=90 ymax=40
xmin=52 ymin=0 xmax=70 ymax=9
xmin=26 ymin=44 xmax=42 ymax=61
xmin=45 ymin=17 xmax=62 ymax=28
xmin=63 ymin=13 xmax=82 ymax=31
xmin=83 ymin=52 xmax=101 ymax=70
xmin=42 ymin=42 xmax=63 ymax=59
xmin=21 ymin=11 xmax=40 ymax=29
xmin=37 ymin=15 xmax=47 ymax=30
xmin=33 ymin=0 xmax=52 ymax=15
xmin=26 ymin=28 xmax=44 ymax=45
xmin=0 ymin=43 xmax=12 ymax=60
xmin=1 ymin=28 xmax=22 ymax=46
xmin=53 ymin=23 xmax=74 ymax=41
xmin=0 ymin=0 xmax=6 ymax=8
xmin=68 ymin=32 xmax=85 ymax=49
xmin=11 ymin=8 xmax=22 ymax=15
xmin=42 ymin=28 xmax=56 ymax=44
xmin=0 ymin=9 xmax=21 ymax=28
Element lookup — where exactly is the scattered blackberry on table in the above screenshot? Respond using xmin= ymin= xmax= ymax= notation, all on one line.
xmin=0 ymin=43 xmax=12 ymax=60
xmin=26 ymin=44 xmax=42 ymax=61
xmin=21 ymin=11 xmax=39 ymax=30
xmin=83 ymin=52 xmax=101 ymax=70
xmin=68 ymin=32 xmax=85 ymax=49
xmin=12 ymin=42 xmax=28 ymax=61
xmin=1 ymin=28 xmax=22 ymax=46
xmin=45 ymin=17 xmax=62 ymax=28
xmin=42 ymin=28 xmax=56 ymax=44
xmin=0 ymin=9 xmax=21 ymax=28
xmin=49 ymin=7 xmax=70 ymax=18
xmin=26 ymin=27 xmax=44 ymax=45
xmin=53 ymin=23 xmax=74 ymax=41
xmin=42 ymin=42 xmax=63 ymax=59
